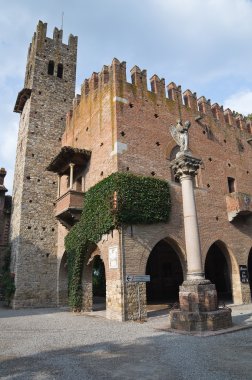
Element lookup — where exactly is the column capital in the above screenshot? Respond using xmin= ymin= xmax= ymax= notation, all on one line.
xmin=170 ymin=153 xmax=202 ymax=180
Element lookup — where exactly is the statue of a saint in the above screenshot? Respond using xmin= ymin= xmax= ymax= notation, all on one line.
xmin=170 ymin=119 xmax=191 ymax=153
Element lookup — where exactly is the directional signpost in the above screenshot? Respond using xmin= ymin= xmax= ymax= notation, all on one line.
xmin=126 ymin=274 xmax=150 ymax=283
xmin=126 ymin=274 xmax=150 ymax=321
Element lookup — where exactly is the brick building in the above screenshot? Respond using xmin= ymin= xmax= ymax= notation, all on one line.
xmin=10 ymin=21 xmax=252 ymax=320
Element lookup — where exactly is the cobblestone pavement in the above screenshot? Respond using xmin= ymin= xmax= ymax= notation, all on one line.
xmin=0 ymin=304 xmax=252 ymax=380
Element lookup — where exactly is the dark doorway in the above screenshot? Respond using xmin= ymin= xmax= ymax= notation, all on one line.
xmin=205 ymin=243 xmax=232 ymax=302
xmin=146 ymin=239 xmax=183 ymax=304
xmin=92 ymin=255 xmax=106 ymax=310
xmin=248 ymin=248 xmax=252 ymax=297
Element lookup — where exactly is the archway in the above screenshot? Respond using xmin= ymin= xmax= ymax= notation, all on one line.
xmin=146 ymin=239 xmax=184 ymax=304
xmin=58 ymin=252 xmax=68 ymax=306
xmin=205 ymin=242 xmax=232 ymax=303
xmin=248 ymin=248 xmax=252 ymax=297
xmin=92 ymin=255 xmax=106 ymax=311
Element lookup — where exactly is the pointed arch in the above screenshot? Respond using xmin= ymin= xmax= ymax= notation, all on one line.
xmin=203 ymin=239 xmax=242 ymax=304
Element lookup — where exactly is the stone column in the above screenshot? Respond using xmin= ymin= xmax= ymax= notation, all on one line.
xmin=179 ymin=166 xmax=204 ymax=280
xmin=69 ymin=163 xmax=75 ymax=190
xmin=170 ymin=153 xmax=232 ymax=332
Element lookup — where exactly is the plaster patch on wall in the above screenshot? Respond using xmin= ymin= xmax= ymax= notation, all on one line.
xmin=113 ymin=96 xmax=129 ymax=104
xmin=111 ymin=141 xmax=128 ymax=156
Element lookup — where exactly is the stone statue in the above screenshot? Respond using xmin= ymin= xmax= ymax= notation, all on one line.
xmin=170 ymin=119 xmax=191 ymax=153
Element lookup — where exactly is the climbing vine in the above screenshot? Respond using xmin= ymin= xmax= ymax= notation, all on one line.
xmin=65 ymin=172 xmax=171 ymax=310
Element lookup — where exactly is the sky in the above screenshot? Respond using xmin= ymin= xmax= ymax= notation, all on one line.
xmin=1 ymin=0 xmax=252 ymax=193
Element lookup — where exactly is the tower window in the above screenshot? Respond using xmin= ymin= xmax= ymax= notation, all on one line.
xmin=57 ymin=63 xmax=63 ymax=78
xmin=227 ymin=177 xmax=236 ymax=193
xmin=48 ymin=61 xmax=54 ymax=75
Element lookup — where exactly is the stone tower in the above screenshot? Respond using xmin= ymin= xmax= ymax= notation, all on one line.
xmin=10 ymin=21 xmax=77 ymax=308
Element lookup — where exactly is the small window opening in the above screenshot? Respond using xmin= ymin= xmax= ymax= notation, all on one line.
xmin=227 ymin=177 xmax=235 ymax=193
xmin=48 ymin=61 xmax=54 ymax=75
xmin=183 ymin=95 xmax=189 ymax=107
xmin=57 ymin=63 xmax=63 ymax=78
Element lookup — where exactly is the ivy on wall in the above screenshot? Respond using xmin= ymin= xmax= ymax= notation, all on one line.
xmin=65 ymin=172 xmax=171 ymax=310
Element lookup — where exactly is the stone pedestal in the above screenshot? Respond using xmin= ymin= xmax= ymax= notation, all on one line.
xmin=170 ymin=279 xmax=232 ymax=331
xmin=170 ymin=151 xmax=232 ymax=331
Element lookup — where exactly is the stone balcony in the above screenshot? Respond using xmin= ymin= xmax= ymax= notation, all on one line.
xmin=225 ymin=191 xmax=252 ymax=222
xmin=55 ymin=189 xmax=84 ymax=229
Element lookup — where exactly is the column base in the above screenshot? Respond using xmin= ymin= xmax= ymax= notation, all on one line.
xmin=170 ymin=279 xmax=232 ymax=332
xmin=170 ymin=308 xmax=232 ymax=332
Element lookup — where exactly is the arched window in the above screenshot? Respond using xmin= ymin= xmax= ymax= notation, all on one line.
xmin=57 ymin=63 xmax=63 ymax=78
xmin=48 ymin=60 xmax=54 ymax=75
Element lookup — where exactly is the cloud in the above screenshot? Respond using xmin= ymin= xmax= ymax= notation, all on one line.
xmin=223 ymin=90 xmax=252 ymax=115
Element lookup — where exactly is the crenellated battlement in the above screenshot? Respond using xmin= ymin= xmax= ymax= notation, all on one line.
xmin=77 ymin=58 xmax=251 ymax=134
xmin=23 ymin=20 xmax=77 ymax=93
xmin=34 ymin=20 xmax=77 ymax=50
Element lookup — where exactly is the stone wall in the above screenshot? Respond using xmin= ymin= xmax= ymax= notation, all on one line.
xmin=10 ymin=21 xmax=77 ymax=308
xmin=0 ymin=169 xmax=12 ymax=299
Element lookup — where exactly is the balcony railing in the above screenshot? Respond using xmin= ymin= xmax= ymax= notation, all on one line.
xmin=225 ymin=191 xmax=252 ymax=222
xmin=55 ymin=190 xmax=84 ymax=229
